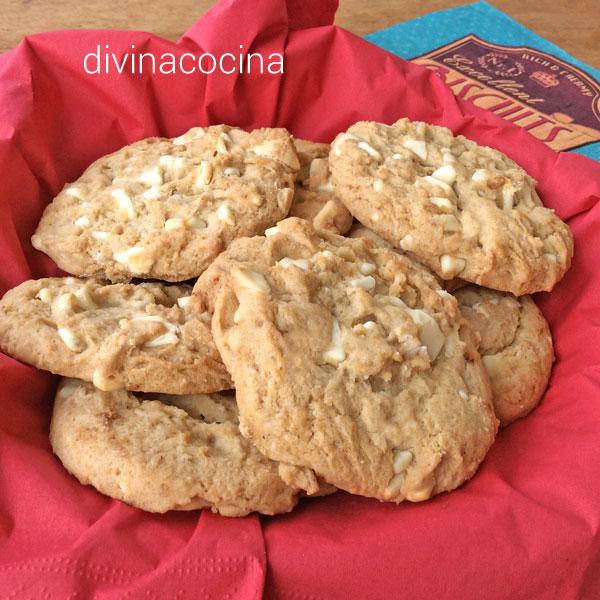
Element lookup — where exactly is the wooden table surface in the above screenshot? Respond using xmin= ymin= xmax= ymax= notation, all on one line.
xmin=1 ymin=0 xmax=599 ymax=69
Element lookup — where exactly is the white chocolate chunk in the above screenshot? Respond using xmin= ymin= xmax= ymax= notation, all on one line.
xmin=349 ymin=276 xmax=376 ymax=291
xmin=92 ymin=368 xmax=122 ymax=391
xmin=177 ymin=296 xmax=193 ymax=309
xmin=373 ymin=179 xmax=384 ymax=192
xmin=196 ymin=160 xmax=213 ymax=186
xmin=399 ymin=234 xmax=415 ymax=251
xmin=333 ymin=133 xmax=359 ymax=156
xmin=264 ymin=226 xmax=280 ymax=237
xmin=363 ymin=320 xmax=377 ymax=331
xmin=323 ymin=319 xmax=346 ymax=364
xmin=55 ymin=292 xmax=77 ymax=314
xmin=371 ymin=212 xmax=381 ymax=222
xmin=458 ymin=390 xmax=468 ymax=401
xmin=431 ymin=164 xmax=457 ymax=185
xmin=91 ymin=231 xmax=109 ymax=240
xmin=423 ymin=176 xmax=453 ymax=194
xmin=36 ymin=288 xmax=53 ymax=303
xmin=502 ymin=188 xmax=515 ymax=210
xmin=277 ymin=188 xmax=293 ymax=211
xmin=131 ymin=315 xmax=180 ymax=348
xmin=279 ymin=257 xmax=309 ymax=271
xmin=430 ymin=196 xmax=454 ymax=211
xmin=402 ymin=139 xmax=427 ymax=161
xmin=188 ymin=216 xmax=207 ymax=230
xmin=440 ymin=255 xmax=466 ymax=277
xmin=142 ymin=186 xmax=161 ymax=200
xmin=405 ymin=309 xmax=445 ymax=360
xmin=164 ymin=218 xmax=186 ymax=230
xmin=224 ymin=167 xmax=240 ymax=177
xmin=393 ymin=449 xmax=413 ymax=473
xmin=359 ymin=262 xmax=376 ymax=275
xmin=74 ymin=216 xmax=91 ymax=228
xmin=232 ymin=268 xmax=270 ymax=294
xmin=545 ymin=253 xmax=558 ymax=263
xmin=436 ymin=214 xmax=461 ymax=232
xmin=113 ymin=246 xmax=153 ymax=274
xmin=57 ymin=327 xmax=84 ymax=352
xmin=111 ymin=189 xmax=136 ymax=220
xmin=74 ymin=287 xmax=97 ymax=310
xmin=137 ymin=167 xmax=163 ymax=187
xmin=384 ymin=473 xmax=405 ymax=499
xmin=357 ymin=141 xmax=382 ymax=160
xmin=173 ymin=127 xmax=205 ymax=145
xmin=391 ymin=153 xmax=402 ymax=160
xmin=471 ymin=169 xmax=489 ymax=183
xmin=64 ymin=186 xmax=84 ymax=199
xmin=233 ymin=306 xmax=242 ymax=324
xmin=216 ymin=204 xmax=236 ymax=225
xmin=216 ymin=133 xmax=230 ymax=154
xmin=435 ymin=289 xmax=453 ymax=300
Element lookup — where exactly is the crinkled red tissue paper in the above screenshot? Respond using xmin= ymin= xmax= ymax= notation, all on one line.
xmin=1 ymin=0 xmax=599 ymax=598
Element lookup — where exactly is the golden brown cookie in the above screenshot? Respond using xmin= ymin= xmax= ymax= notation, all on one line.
xmin=50 ymin=379 xmax=310 ymax=516
xmin=0 ymin=277 xmax=231 ymax=394
xmin=454 ymin=285 xmax=554 ymax=426
xmin=194 ymin=217 xmax=497 ymax=504
xmin=329 ymin=118 xmax=573 ymax=295
xmin=289 ymin=138 xmax=353 ymax=234
xmin=32 ymin=126 xmax=299 ymax=282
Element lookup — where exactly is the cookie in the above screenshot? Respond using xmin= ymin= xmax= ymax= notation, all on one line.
xmin=0 ymin=277 xmax=231 ymax=394
xmin=348 ymin=222 xmax=466 ymax=293
xmin=329 ymin=118 xmax=573 ymax=295
xmin=194 ymin=217 xmax=497 ymax=503
xmin=289 ymin=139 xmax=353 ymax=234
xmin=50 ymin=379 xmax=311 ymax=516
xmin=32 ymin=125 xmax=300 ymax=282
xmin=454 ymin=285 xmax=554 ymax=426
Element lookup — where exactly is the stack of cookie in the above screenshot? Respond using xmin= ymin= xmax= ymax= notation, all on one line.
xmin=0 ymin=119 xmax=572 ymax=516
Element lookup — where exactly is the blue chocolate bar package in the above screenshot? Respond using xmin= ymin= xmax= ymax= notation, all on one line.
xmin=366 ymin=1 xmax=600 ymax=161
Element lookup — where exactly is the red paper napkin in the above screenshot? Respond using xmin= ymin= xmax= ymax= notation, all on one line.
xmin=1 ymin=0 xmax=599 ymax=598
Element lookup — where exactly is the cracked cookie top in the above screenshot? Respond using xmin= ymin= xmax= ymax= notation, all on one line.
xmin=32 ymin=125 xmax=299 ymax=282
xmin=194 ymin=217 xmax=497 ymax=503
xmin=455 ymin=285 xmax=554 ymax=426
xmin=289 ymin=139 xmax=353 ymax=235
xmin=329 ymin=118 xmax=573 ymax=295
xmin=0 ymin=277 xmax=231 ymax=394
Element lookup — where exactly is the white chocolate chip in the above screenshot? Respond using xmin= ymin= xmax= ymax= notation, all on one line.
xmin=363 ymin=320 xmax=377 ymax=331
xmin=431 ymin=165 xmax=457 ymax=185
xmin=349 ymin=276 xmax=376 ymax=291
xmin=502 ymin=188 xmax=515 ymax=210
xmin=188 ymin=216 xmax=207 ymax=230
xmin=458 ymin=390 xmax=468 ymax=401
xmin=111 ymin=189 xmax=136 ymax=220
xmin=384 ymin=473 xmax=405 ymax=499
xmin=232 ymin=268 xmax=270 ymax=294
xmin=137 ymin=166 xmax=163 ymax=187
xmin=402 ymin=139 xmax=427 ymax=161
xmin=233 ymin=306 xmax=242 ymax=324
xmin=359 ymin=262 xmax=376 ymax=275
xmin=373 ymin=179 xmax=384 ymax=192
xmin=471 ymin=169 xmax=489 ymax=183
xmin=74 ymin=216 xmax=91 ymax=228
xmin=173 ymin=127 xmax=205 ymax=145
xmin=92 ymin=368 xmax=122 ymax=391
xmin=164 ymin=218 xmax=186 ymax=230
xmin=430 ymin=196 xmax=454 ymax=211
xmin=74 ymin=287 xmax=97 ymax=310
xmin=423 ymin=176 xmax=453 ymax=194
xmin=264 ymin=226 xmax=280 ymax=237
xmin=131 ymin=315 xmax=180 ymax=348
xmin=391 ymin=153 xmax=403 ymax=160
xmin=57 ymin=327 xmax=85 ymax=352
xmin=440 ymin=255 xmax=466 ymax=277
xmin=357 ymin=141 xmax=382 ymax=160
xmin=279 ymin=257 xmax=309 ymax=271
xmin=91 ymin=231 xmax=109 ymax=240
xmin=323 ymin=319 xmax=346 ymax=364
xmin=113 ymin=246 xmax=153 ymax=274
xmin=193 ymin=161 xmax=212 ymax=187
xmin=142 ymin=186 xmax=161 ymax=200
xmin=64 ymin=186 xmax=84 ymax=199
xmin=405 ymin=309 xmax=445 ymax=361
xmin=545 ymin=253 xmax=558 ymax=263
xmin=333 ymin=133 xmax=359 ymax=156
xmin=55 ymin=292 xmax=77 ymax=314
xmin=224 ymin=167 xmax=240 ymax=177
xmin=392 ymin=449 xmax=413 ymax=473
xmin=216 ymin=204 xmax=235 ymax=226
xmin=399 ymin=234 xmax=415 ymax=250
xmin=177 ymin=296 xmax=193 ymax=308
xmin=371 ymin=212 xmax=381 ymax=222
xmin=216 ymin=132 xmax=232 ymax=153
xmin=436 ymin=214 xmax=461 ymax=232
xmin=435 ymin=289 xmax=453 ymax=300
xmin=36 ymin=288 xmax=53 ymax=303
xmin=277 ymin=188 xmax=293 ymax=211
